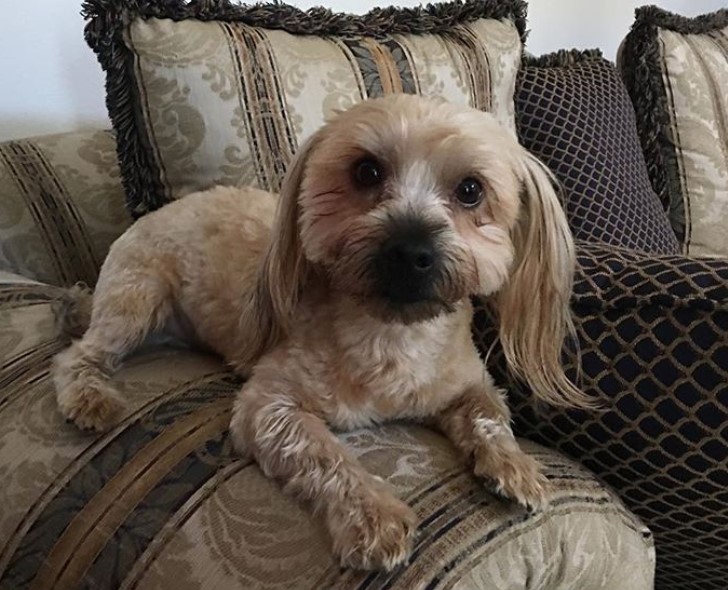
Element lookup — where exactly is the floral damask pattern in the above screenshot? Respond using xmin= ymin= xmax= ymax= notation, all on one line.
xmin=120 ymin=14 xmax=523 ymax=213
xmin=620 ymin=8 xmax=728 ymax=259
xmin=0 ymin=131 xmax=131 ymax=287
xmin=659 ymin=26 xmax=728 ymax=257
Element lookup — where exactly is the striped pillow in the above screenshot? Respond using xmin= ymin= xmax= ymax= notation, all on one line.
xmin=84 ymin=0 xmax=527 ymax=216
xmin=619 ymin=7 xmax=728 ymax=258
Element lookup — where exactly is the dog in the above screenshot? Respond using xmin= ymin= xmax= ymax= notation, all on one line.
xmin=53 ymin=94 xmax=588 ymax=571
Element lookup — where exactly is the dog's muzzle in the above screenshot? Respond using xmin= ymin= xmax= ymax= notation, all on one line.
xmin=374 ymin=221 xmax=441 ymax=305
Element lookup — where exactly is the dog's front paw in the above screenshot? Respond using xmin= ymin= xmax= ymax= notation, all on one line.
xmin=327 ymin=485 xmax=417 ymax=571
xmin=56 ymin=378 xmax=123 ymax=432
xmin=474 ymin=442 xmax=550 ymax=510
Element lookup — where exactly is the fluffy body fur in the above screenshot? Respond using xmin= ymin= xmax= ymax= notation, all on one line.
xmin=53 ymin=95 xmax=586 ymax=571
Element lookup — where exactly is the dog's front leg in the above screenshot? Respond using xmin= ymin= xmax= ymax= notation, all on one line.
xmin=435 ymin=382 xmax=549 ymax=510
xmin=229 ymin=383 xmax=417 ymax=571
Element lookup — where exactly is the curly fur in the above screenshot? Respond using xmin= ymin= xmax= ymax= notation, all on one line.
xmin=53 ymin=94 xmax=588 ymax=570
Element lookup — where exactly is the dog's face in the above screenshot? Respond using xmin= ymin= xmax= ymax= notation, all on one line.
xmin=260 ymin=94 xmax=583 ymax=406
xmin=293 ymin=95 xmax=527 ymax=323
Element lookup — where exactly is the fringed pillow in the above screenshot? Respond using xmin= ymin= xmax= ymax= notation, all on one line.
xmin=619 ymin=7 xmax=728 ymax=258
xmin=84 ymin=0 xmax=527 ymax=216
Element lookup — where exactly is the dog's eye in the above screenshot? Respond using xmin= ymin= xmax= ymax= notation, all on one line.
xmin=353 ymin=158 xmax=384 ymax=188
xmin=455 ymin=177 xmax=483 ymax=208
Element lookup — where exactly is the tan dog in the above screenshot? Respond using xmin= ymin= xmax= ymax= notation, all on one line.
xmin=53 ymin=94 xmax=587 ymax=571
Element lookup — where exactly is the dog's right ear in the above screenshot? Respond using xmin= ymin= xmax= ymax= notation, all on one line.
xmin=238 ymin=131 xmax=324 ymax=369
xmin=493 ymin=150 xmax=593 ymax=409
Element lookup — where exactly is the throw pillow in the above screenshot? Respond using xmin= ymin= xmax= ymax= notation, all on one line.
xmin=515 ymin=49 xmax=680 ymax=254
xmin=84 ymin=0 xmax=527 ymax=216
xmin=619 ymin=7 xmax=728 ymax=258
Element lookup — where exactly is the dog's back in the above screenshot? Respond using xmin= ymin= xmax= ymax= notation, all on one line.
xmin=52 ymin=185 xmax=278 ymax=430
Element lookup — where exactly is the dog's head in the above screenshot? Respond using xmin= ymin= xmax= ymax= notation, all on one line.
xmin=256 ymin=94 xmax=584 ymax=406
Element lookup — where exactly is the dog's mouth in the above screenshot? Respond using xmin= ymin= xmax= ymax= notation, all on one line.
xmin=325 ymin=227 xmax=469 ymax=324
xmin=361 ymin=295 xmax=456 ymax=325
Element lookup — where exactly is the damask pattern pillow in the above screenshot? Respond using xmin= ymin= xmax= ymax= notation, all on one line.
xmin=84 ymin=0 xmax=527 ymax=216
xmin=515 ymin=49 xmax=680 ymax=254
xmin=0 ymin=130 xmax=131 ymax=287
xmin=619 ymin=7 xmax=728 ymax=258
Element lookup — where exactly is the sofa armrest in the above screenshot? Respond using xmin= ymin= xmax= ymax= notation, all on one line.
xmin=0 ymin=130 xmax=131 ymax=287
xmin=472 ymin=240 xmax=728 ymax=586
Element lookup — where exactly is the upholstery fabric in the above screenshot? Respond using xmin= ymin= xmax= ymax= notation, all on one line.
xmin=0 ymin=275 xmax=655 ymax=589
xmin=473 ymin=240 xmax=728 ymax=590
xmin=516 ymin=50 xmax=680 ymax=254
xmin=619 ymin=7 xmax=728 ymax=258
xmin=0 ymin=130 xmax=131 ymax=287
xmin=83 ymin=0 xmax=526 ymax=216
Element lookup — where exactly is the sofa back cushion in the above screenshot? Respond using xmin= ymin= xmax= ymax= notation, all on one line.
xmin=515 ymin=49 xmax=679 ymax=254
xmin=84 ymin=0 xmax=527 ymax=216
xmin=619 ymin=7 xmax=728 ymax=258
xmin=0 ymin=130 xmax=131 ymax=287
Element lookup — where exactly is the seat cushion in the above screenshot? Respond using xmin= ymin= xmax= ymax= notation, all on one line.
xmin=84 ymin=0 xmax=527 ymax=216
xmin=0 ymin=278 xmax=655 ymax=589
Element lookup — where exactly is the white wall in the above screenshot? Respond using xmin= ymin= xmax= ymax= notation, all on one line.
xmin=0 ymin=0 xmax=724 ymax=141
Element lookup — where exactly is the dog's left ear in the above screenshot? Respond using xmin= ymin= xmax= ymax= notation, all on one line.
xmin=237 ymin=130 xmax=324 ymax=369
xmin=493 ymin=152 xmax=593 ymax=408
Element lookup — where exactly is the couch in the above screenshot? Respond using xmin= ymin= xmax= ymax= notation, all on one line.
xmin=0 ymin=1 xmax=726 ymax=589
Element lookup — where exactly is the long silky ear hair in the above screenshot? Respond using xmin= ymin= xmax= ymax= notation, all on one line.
xmin=236 ymin=131 xmax=323 ymax=372
xmin=492 ymin=151 xmax=593 ymax=408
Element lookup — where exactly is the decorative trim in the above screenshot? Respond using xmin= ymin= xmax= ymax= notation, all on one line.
xmin=82 ymin=0 xmax=528 ymax=216
xmin=631 ymin=5 xmax=728 ymax=35
xmin=83 ymin=0 xmax=528 ymax=41
xmin=522 ymin=48 xmax=603 ymax=68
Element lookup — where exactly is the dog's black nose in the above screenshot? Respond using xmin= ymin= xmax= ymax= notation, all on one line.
xmin=388 ymin=240 xmax=435 ymax=274
xmin=376 ymin=233 xmax=439 ymax=304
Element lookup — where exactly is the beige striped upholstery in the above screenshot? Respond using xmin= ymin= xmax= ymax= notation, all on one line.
xmin=0 ymin=271 xmax=655 ymax=589
xmin=657 ymin=24 xmax=728 ymax=257
xmin=0 ymin=131 xmax=131 ymax=287
xmin=125 ymin=15 xmax=520 ymax=197
xmin=0 ymin=2 xmax=657 ymax=583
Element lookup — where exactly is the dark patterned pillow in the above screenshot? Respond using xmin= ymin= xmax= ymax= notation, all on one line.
xmin=472 ymin=240 xmax=728 ymax=590
xmin=515 ymin=49 xmax=680 ymax=254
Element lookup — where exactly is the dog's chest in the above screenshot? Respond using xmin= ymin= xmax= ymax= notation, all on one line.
xmin=320 ymin=313 xmax=473 ymax=430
